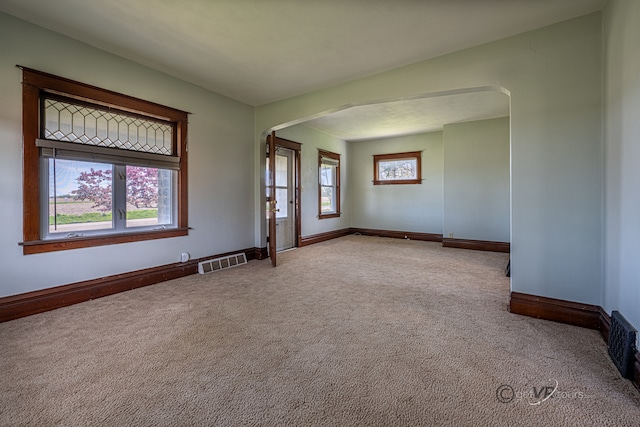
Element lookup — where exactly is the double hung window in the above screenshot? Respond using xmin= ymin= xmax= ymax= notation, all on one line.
xmin=318 ymin=150 xmax=340 ymax=219
xmin=20 ymin=68 xmax=189 ymax=254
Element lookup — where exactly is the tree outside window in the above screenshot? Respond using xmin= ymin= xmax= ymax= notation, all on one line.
xmin=373 ymin=151 xmax=422 ymax=185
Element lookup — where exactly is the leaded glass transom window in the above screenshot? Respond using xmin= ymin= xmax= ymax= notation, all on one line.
xmin=43 ymin=97 xmax=173 ymax=155
xmin=377 ymin=158 xmax=417 ymax=180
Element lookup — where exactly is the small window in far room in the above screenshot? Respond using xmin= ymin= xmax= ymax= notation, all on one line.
xmin=373 ymin=151 xmax=422 ymax=185
xmin=318 ymin=150 xmax=340 ymax=219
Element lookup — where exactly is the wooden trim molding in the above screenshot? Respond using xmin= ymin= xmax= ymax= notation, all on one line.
xmin=20 ymin=228 xmax=190 ymax=255
xmin=510 ymin=292 xmax=640 ymax=390
xmin=299 ymin=228 xmax=352 ymax=247
xmin=254 ymin=246 xmax=269 ymax=260
xmin=442 ymin=238 xmax=510 ymax=253
xmin=373 ymin=151 xmax=422 ymax=185
xmin=318 ymin=149 xmax=341 ymax=219
xmin=272 ymin=136 xmax=301 ymax=151
xmin=598 ymin=306 xmax=611 ymax=342
xmin=299 ymin=228 xmax=443 ymax=246
xmin=352 ymin=228 xmax=442 ymax=242
xmin=0 ymin=247 xmax=261 ymax=323
xmin=509 ymin=292 xmax=601 ymax=330
xmin=20 ymin=67 xmax=189 ymax=254
xmin=272 ymin=136 xmax=302 ymax=250
xmin=299 ymin=227 xmax=512 ymax=251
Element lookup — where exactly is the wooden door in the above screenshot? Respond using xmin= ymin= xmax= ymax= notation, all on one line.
xmin=267 ymin=132 xmax=277 ymax=267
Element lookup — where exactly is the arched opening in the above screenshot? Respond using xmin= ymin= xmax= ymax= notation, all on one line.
xmin=262 ymin=87 xmax=512 ymax=286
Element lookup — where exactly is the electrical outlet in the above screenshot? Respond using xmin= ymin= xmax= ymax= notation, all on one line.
xmin=180 ymin=252 xmax=190 ymax=262
xmin=448 ymin=233 xmax=454 ymax=238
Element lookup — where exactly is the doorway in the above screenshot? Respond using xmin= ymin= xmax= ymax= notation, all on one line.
xmin=267 ymin=134 xmax=301 ymax=261
xmin=275 ymin=146 xmax=296 ymax=251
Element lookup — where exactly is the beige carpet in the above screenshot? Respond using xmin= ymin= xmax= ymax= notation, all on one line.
xmin=1 ymin=235 xmax=639 ymax=426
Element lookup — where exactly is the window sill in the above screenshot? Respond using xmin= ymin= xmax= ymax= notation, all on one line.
xmin=373 ymin=179 xmax=422 ymax=185
xmin=20 ymin=227 xmax=189 ymax=255
xmin=319 ymin=213 xmax=341 ymax=219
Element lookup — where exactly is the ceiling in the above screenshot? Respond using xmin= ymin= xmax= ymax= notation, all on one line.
xmin=0 ymin=0 xmax=605 ymax=140
xmin=303 ymin=90 xmax=510 ymax=141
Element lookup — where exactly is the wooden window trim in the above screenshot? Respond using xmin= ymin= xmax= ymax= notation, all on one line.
xmin=373 ymin=151 xmax=422 ymax=185
xmin=318 ymin=149 xmax=341 ymax=219
xmin=20 ymin=67 xmax=189 ymax=255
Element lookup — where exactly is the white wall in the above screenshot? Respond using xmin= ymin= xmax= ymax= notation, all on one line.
xmin=348 ymin=132 xmax=443 ymax=233
xmin=443 ymin=118 xmax=510 ymax=242
xmin=603 ymin=0 xmax=640 ymax=340
xmin=275 ymin=124 xmax=349 ymax=237
xmin=256 ymin=13 xmax=603 ymax=304
xmin=0 ymin=13 xmax=255 ymax=297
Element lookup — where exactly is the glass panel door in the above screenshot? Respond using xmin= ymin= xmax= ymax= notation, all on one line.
xmin=275 ymin=148 xmax=295 ymax=251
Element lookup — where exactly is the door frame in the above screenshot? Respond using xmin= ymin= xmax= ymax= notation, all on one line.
xmin=267 ymin=132 xmax=277 ymax=266
xmin=266 ymin=133 xmax=301 ymax=265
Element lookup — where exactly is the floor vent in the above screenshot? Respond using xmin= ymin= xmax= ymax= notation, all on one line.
xmin=198 ymin=253 xmax=247 ymax=274
xmin=608 ymin=311 xmax=637 ymax=380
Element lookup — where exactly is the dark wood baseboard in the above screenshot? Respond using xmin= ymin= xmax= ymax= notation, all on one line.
xmin=598 ymin=306 xmax=611 ymax=342
xmin=254 ymin=246 xmax=268 ymax=260
xmin=0 ymin=247 xmax=260 ymax=323
xmin=299 ymin=228 xmax=442 ymax=247
xmin=299 ymin=228 xmax=352 ymax=247
xmin=509 ymin=292 xmax=601 ymax=330
xmin=352 ymin=228 xmax=443 ymax=242
xmin=300 ymin=228 xmax=510 ymax=254
xmin=442 ymin=238 xmax=510 ymax=253
xmin=510 ymin=291 xmax=639 ymax=390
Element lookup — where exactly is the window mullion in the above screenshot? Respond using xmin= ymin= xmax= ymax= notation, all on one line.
xmin=113 ymin=165 xmax=127 ymax=230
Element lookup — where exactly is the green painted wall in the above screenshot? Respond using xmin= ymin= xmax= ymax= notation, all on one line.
xmin=0 ymin=9 xmax=616 ymax=314
xmin=348 ymin=132 xmax=443 ymax=233
xmin=256 ymin=13 xmax=603 ymax=304
xmin=443 ymin=118 xmax=510 ymax=243
xmin=276 ymin=124 xmax=350 ymax=237
xmin=603 ymin=0 xmax=640 ymax=343
xmin=0 ymin=13 xmax=255 ymax=297
xmin=279 ymin=119 xmax=509 ymax=245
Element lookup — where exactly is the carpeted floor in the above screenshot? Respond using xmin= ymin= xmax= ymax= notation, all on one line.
xmin=1 ymin=235 xmax=639 ymax=426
